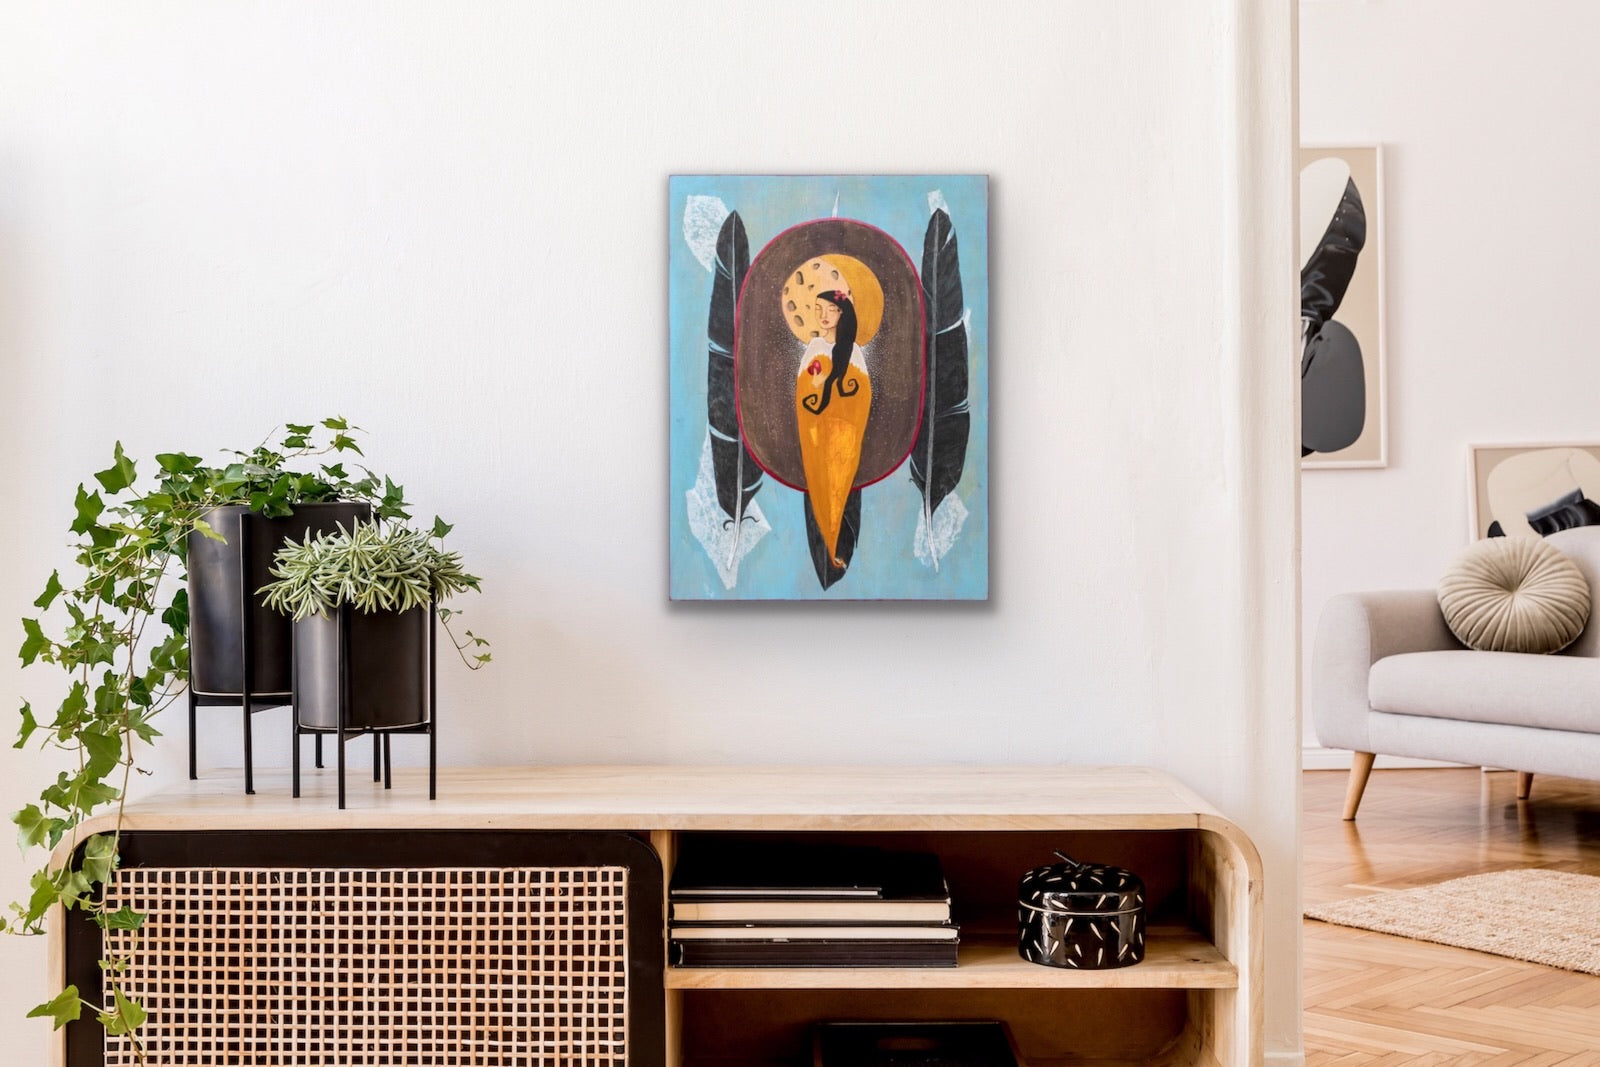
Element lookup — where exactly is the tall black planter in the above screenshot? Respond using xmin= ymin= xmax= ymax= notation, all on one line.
xmin=291 ymin=603 xmax=437 ymax=809
xmin=186 ymin=501 xmax=371 ymax=794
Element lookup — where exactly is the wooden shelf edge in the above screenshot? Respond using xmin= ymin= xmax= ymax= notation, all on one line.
xmin=665 ymin=929 xmax=1236 ymax=991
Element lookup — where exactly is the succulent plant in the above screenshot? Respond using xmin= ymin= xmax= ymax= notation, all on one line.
xmin=261 ymin=519 xmax=482 ymax=623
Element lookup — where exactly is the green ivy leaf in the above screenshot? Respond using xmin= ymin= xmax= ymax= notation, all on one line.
xmin=127 ymin=707 xmax=162 ymax=744
xmin=431 ymin=516 xmax=454 ymax=539
xmin=128 ymin=675 xmax=152 ymax=709
xmin=14 ymin=804 xmax=51 ymax=852
xmin=83 ymin=728 xmax=123 ymax=778
xmin=135 ymin=491 xmax=173 ymax=515
xmin=285 ymin=422 xmax=314 ymax=435
xmin=69 ymin=486 xmax=105 ymax=535
xmin=160 ymin=590 xmax=189 ymax=634
xmin=100 ymin=986 xmax=147 ymax=1036
xmin=93 ymin=442 xmax=137 ymax=495
xmin=102 ymin=905 xmax=146 ymax=932
xmin=59 ymin=869 xmax=94 ymax=911
xmin=33 ymin=571 xmax=64 ymax=611
xmin=94 ymin=674 xmax=126 ymax=717
xmin=192 ymin=519 xmax=226 ymax=543
xmin=54 ymin=682 xmax=89 ymax=740
xmin=27 ymin=986 xmax=82 ymax=1030
xmin=146 ymin=632 xmax=185 ymax=676
xmin=322 ymin=416 xmax=349 ymax=431
xmin=80 ymin=779 xmax=121 ymax=809
xmin=19 ymin=619 xmax=50 ymax=666
xmin=24 ymin=870 xmax=58 ymax=926
xmin=82 ymin=834 xmax=116 ymax=885
xmin=15 ymin=701 xmax=38 ymax=749
xmin=42 ymin=770 xmax=120 ymax=815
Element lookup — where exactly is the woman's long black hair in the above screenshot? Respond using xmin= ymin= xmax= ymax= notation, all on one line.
xmin=803 ymin=290 xmax=861 ymax=415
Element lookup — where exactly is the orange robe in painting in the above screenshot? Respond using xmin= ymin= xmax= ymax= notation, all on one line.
xmin=795 ymin=341 xmax=872 ymax=567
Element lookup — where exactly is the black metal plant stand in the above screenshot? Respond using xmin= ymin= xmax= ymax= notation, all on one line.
xmin=186 ymin=515 xmax=321 ymax=795
xmin=290 ymin=602 xmax=437 ymax=810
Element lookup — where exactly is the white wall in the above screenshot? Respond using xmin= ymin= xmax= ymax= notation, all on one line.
xmin=1301 ymin=0 xmax=1600 ymax=755
xmin=0 ymin=2 xmax=1302 ymax=1060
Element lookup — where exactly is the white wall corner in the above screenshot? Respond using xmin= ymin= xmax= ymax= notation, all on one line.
xmin=1223 ymin=0 xmax=1302 ymax=1062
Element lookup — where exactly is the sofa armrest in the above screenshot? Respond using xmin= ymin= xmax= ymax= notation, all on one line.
xmin=1311 ymin=591 xmax=1463 ymax=754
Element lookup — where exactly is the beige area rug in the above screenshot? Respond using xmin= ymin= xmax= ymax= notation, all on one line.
xmin=1306 ymin=869 xmax=1600 ymax=975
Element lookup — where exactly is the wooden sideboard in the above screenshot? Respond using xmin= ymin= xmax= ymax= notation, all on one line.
xmin=51 ymin=765 xmax=1262 ymax=1066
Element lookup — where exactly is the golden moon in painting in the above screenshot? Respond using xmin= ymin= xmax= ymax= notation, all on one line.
xmin=780 ymin=254 xmax=886 ymax=346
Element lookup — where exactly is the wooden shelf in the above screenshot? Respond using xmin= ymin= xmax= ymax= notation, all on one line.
xmin=52 ymin=765 xmax=1262 ymax=1067
xmin=665 ymin=927 xmax=1235 ymax=990
xmin=82 ymin=764 xmax=1232 ymax=835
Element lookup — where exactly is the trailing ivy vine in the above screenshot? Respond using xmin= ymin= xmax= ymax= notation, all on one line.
xmin=7 ymin=419 xmax=422 ymax=1055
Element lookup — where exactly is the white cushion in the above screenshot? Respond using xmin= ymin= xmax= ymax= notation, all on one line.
xmin=1437 ymin=537 xmax=1590 ymax=654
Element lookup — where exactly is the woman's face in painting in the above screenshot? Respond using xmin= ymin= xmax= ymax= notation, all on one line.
xmin=815 ymin=296 xmax=840 ymax=332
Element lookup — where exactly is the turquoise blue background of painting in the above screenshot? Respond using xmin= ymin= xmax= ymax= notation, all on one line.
xmin=668 ymin=175 xmax=989 ymax=600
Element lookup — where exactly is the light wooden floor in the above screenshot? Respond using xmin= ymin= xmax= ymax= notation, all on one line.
xmin=1304 ymin=768 xmax=1600 ymax=1066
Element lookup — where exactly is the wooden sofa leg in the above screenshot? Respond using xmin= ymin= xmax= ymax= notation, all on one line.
xmin=1517 ymin=772 xmax=1534 ymax=800
xmin=1343 ymin=752 xmax=1376 ymax=821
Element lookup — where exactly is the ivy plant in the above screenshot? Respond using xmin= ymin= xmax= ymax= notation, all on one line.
xmin=7 ymin=419 xmax=421 ymax=1056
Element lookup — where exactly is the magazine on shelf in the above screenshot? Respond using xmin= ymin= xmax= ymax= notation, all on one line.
xmin=671 ymin=924 xmax=957 ymax=941
xmin=669 ymin=937 xmax=959 ymax=968
xmin=670 ymin=888 xmax=950 ymax=924
xmin=669 ymin=840 xmax=948 ymax=902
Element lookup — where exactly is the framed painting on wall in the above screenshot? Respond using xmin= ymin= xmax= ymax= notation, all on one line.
xmin=668 ymin=175 xmax=988 ymax=601
xmin=1469 ymin=442 xmax=1600 ymax=540
xmin=1300 ymin=144 xmax=1386 ymax=468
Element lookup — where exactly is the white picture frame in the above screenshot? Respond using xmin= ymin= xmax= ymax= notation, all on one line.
xmin=1468 ymin=441 xmax=1600 ymax=541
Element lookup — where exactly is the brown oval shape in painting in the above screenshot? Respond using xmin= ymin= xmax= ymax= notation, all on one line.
xmin=735 ymin=219 xmax=923 ymax=491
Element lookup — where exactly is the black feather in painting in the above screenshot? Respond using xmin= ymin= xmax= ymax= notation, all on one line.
xmin=707 ymin=211 xmax=762 ymax=528
xmin=1300 ymin=177 xmax=1366 ymax=336
xmin=911 ymin=209 xmax=971 ymax=541
xmin=805 ymin=490 xmax=861 ymax=591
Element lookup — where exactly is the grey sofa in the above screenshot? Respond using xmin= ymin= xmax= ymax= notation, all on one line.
xmin=1313 ymin=525 xmax=1600 ymax=819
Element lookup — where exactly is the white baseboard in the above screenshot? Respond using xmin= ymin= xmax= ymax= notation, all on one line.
xmin=1301 ymin=745 xmax=1469 ymax=771
xmin=1265 ymin=1051 xmax=1305 ymax=1067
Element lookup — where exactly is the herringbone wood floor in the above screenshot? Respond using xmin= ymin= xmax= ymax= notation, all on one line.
xmin=1304 ymin=768 xmax=1600 ymax=1065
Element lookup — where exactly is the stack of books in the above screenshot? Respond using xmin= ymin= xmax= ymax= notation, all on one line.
xmin=668 ymin=841 xmax=959 ymax=967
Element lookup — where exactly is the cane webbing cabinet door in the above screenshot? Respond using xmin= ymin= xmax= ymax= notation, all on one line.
xmin=62 ymin=830 xmax=663 ymax=1067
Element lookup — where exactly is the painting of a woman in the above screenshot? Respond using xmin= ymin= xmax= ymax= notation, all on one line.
xmin=669 ymin=175 xmax=988 ymax=600
xmin=796 ymin=289 xmax=872 ymax=568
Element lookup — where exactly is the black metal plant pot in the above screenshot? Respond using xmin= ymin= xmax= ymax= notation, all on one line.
xmin=186 ymin=501 xmax=372 ymax=793
xmin=291 ymin=603 xmax=437 ymax=810
xmin=293 ymin=606 xmax=431 ymax=731
xmin=187 ymin=502 xmax=372 ymax=698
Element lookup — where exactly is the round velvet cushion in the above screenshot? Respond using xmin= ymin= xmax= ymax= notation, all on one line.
xmin=1438 ymin=537 xmax=1591 ymax=653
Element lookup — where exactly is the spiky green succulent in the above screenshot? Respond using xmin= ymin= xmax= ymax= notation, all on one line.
xmin=261 ymin=519 xmax=482 ymax=620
